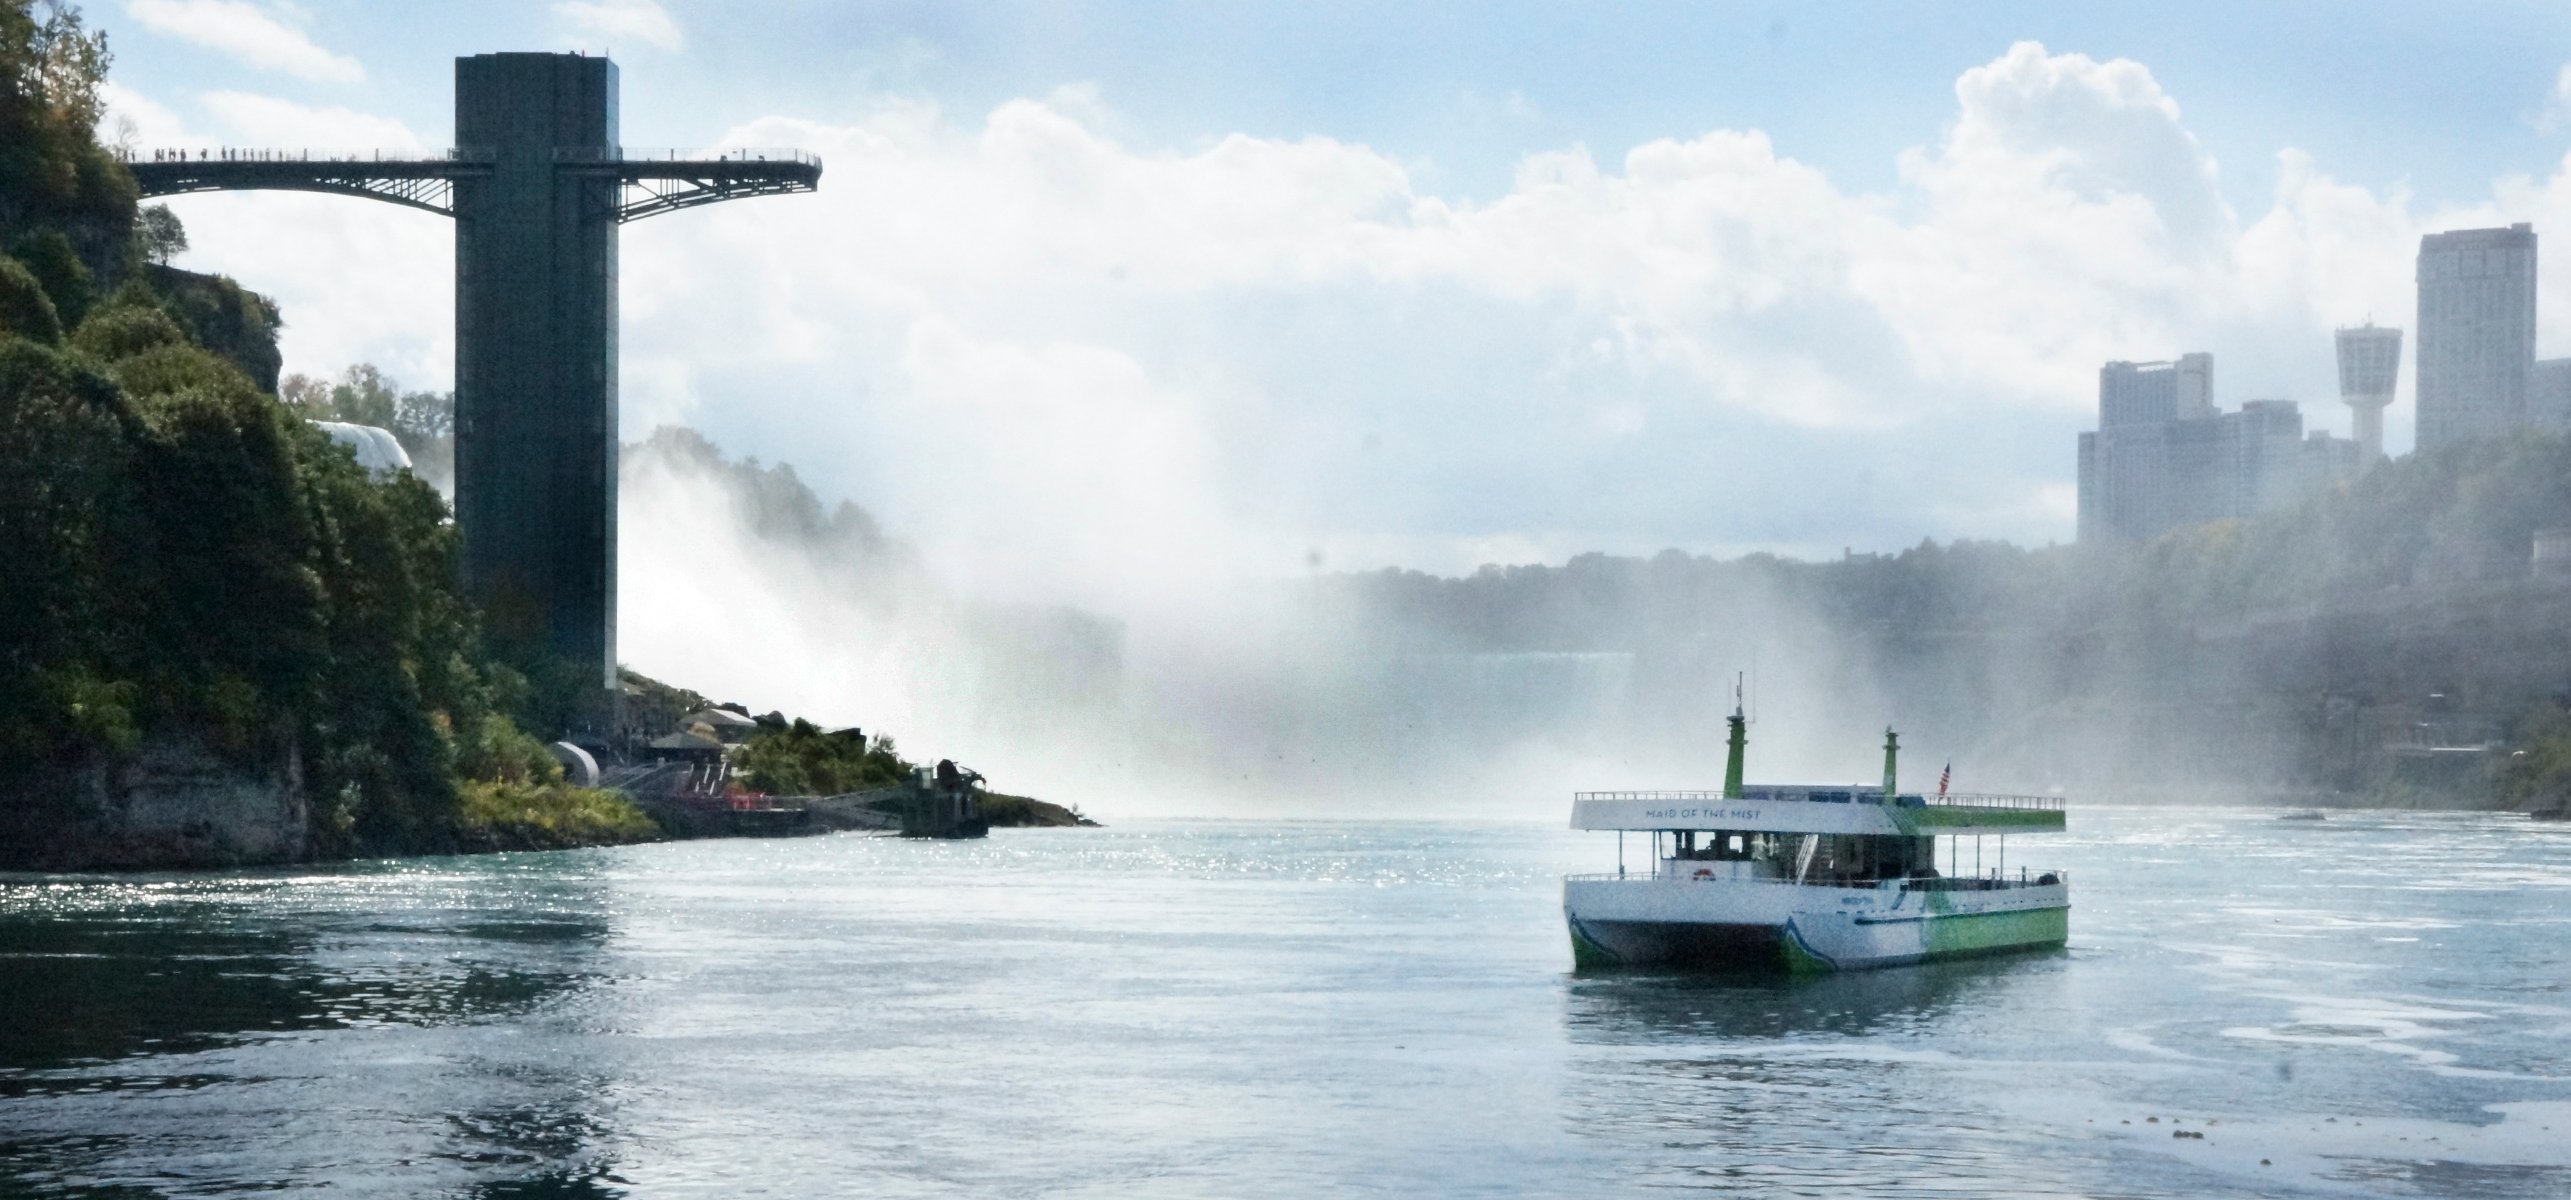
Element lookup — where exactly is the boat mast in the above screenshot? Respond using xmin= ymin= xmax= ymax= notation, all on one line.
xmin=1723 ymin=674 xmax=1748 ymax=801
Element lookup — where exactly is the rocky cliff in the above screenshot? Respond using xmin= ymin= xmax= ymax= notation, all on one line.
xmin=0 ymin=735 xmax=306 ymax=871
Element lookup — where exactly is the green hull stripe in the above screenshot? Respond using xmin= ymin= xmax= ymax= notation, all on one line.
xmin=1921 ymin=904 xmax=2068 ymax=959
xmin=1566 ymin=916 xmax=1621 ymax=970
xmin=1782 ymin=920 xmax=1835 ymax=974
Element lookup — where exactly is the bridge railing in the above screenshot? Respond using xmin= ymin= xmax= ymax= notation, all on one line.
xmin=552 ymin=146 xmax=822 ymax=168
xmin=1571 ymin=789 xmax=2064 ymax=812
xmin=115 ymin=146 xmax=494 ymax=165
xmin=115 ymin=146 xmax=818 ymax=169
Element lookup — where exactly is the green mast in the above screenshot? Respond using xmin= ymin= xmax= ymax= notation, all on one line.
xmin=1723 ymin=676 xmax=1748 ymax=800
xmin=1882 ymin=728 xmax=1900 ymax=799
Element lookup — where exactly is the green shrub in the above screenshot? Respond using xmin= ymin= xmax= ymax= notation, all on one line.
xmin=459 ymin=780 xmax=662 ymax=848
xmin=0 ymin=256 xmax=63 ymax=344
xmin=69 ymin=303 xmax=186 ymax=362
xmin=10 ymin=229 xmax=92 ymax=326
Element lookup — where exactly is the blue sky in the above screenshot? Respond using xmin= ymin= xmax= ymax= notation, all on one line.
xmin=87 ymin=1 xmax=2571 ymax=601
xmin=101 ymin=2 xmax=2571 ymax=209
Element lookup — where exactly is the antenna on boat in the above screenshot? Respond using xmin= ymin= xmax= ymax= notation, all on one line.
xmin=1723 ymin=672 xmax=1749 ymax=800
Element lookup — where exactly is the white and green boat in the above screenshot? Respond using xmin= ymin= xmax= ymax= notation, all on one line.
xmin=1563 ymin=707 xmax=2067 ymax=972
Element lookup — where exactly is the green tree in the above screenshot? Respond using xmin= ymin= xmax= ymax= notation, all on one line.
xmin=0 ymin=253 xmax=60 ymax=342
xmin=135 ymin=202 xmax=184 ymax=265
xmin=1 ymin=3 xmax=652 ymax=862
xmin=66 ymin=298 xmax=183 ymax=360
xmin=10 ymin=227 xmax=87 ymax=322
xmin=281 ymin=362 xmax=453 ymax=445
xmin=735 ymin=717 xmax=912 ymax=795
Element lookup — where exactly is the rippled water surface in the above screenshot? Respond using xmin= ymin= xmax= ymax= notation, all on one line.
xmin=5 ymin=810 xmax=2571 ymax=1197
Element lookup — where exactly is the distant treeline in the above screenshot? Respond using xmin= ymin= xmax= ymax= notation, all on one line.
xmin=1324 ymin=434 xmax=2571 ymax=805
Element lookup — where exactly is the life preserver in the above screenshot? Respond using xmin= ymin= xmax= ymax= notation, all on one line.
xmin=1693 ymin=867 xmax=1713 ymax=878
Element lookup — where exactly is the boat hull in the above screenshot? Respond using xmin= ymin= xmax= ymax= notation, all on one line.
xmin=1564 ymin=876 xmax=2067 ymax=973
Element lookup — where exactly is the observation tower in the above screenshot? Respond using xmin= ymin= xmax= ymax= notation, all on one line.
xmin=123 ymin=53 xmax=822 ymax=695
xmin=2335 ymin=323 xmax=2403 ymax=463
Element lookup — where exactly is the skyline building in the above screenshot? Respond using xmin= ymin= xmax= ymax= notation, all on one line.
xmin=2333 ymin=323 xmax=2402 ymax=463
xmin=2533 ymin=357 xmax=2571 ymax=433
xmin=2415 ymin=223 xmax=2537 ymax=452
xmin=2078 ymin=353 xmax=2362 ymax=543
xmin=2097 ymin=352 xmax=2214 ymax=428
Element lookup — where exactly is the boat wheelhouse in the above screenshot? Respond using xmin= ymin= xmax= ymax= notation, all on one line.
xmin=1563 ymin=713 xmax=2068 ymax=972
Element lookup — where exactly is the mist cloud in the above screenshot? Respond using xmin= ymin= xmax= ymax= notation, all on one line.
xmin=103 ymin=42 xmax=2571 ymax=814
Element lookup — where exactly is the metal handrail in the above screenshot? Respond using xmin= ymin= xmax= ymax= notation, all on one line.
xmin=116 ymin=147 xmax=493 ymax=164
xmin=1573 ymin=789 xmax=2063 ymax=812
xmin=1908 ymin=792 xmax=2063 ymax=811
xmin=1565 ymin=868 xmax=2069 ymax=888
xmin=551 ymin=146 xmax=822 ymax=167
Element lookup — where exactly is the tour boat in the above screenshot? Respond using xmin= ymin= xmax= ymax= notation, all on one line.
xmin=1563 ymin=704 xmax=2068 ymax=972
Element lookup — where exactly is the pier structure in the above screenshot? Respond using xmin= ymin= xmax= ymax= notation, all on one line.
xmin=124 ymin=53 xmax=821 ymax=691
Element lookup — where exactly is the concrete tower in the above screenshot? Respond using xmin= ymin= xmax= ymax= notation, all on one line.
xmin=2334 ymin=323 xmax=2402 ymax=463
xmin=450 ymin=53 xmax=624 ymax=687
xmin=125 ymin=54 xmax=821 ymax=697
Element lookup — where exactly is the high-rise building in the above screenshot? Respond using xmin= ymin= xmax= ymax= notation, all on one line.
xmin=2415 ymin=223 xmax=2537 ymax=451
xmin=2097 ymin=353 xmax=2214 ymax=427
xmin=2334 ymin=323 xmax=2402 ymax=462
xmin=2076 ymin=353 xmax=2361 ymax=543
xmin=2533 ymin=357 xmax=2571 ymax=433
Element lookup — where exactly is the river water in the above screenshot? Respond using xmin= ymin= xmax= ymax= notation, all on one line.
xmin=3 ymin=809 xmax=2569 ymax=1197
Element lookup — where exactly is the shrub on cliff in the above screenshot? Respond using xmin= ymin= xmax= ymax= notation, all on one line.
xmin=11 ymin=227 xmax=90 ymax=323
xmin=735 ymin=718 xmax=913 ymax=796
xmin=67 ymin=298 xmax=183 ymax=360
xmin=0 ymin=253 xmax=60 ymax=342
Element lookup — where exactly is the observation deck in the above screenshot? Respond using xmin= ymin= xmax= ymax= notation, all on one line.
xmin=1568 ymin=788 xmax=2066 ymax=835
xmin=119 ymin=146 xmax=822 ymax=222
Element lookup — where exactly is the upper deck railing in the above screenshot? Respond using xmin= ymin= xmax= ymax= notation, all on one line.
xmin=1572 ymin=789 xmax=2063 ymax=812
xmin=119 ymin=143 xmax=820 ymax=221
xmin=1565 ymin=867 xmax=2069 ymax=890
xmin=551 ymin=146 xmax=823 ymax=168
xmin=116 ymin=146 xmax=493 ymax=165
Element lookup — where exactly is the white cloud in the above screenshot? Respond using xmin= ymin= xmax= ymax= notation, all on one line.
xmin=124 ymin=0 xmax=364 ymax=84
xmin=196 ymin=90 xmax=430 ymax=152
xmin=2536 ymin=64 xmax=2571 ymax=134
xmin=553 ymin=0 xmax=684 ymax=52
xmin=98 ymin=80 xmax=187 ymax=147
xmin=157 ymin=42 xmax=2571 ymax=604
xmin=109 ymin=85 xmax=450 ymax=386
xmin=153 ymin=41 xmax=2571 ymax=807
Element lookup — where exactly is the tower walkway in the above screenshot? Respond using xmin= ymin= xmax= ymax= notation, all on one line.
xmin=118 ymin=146 xmax=820 ymax=221
xmin=110 ymin=52 xmax=826 ymax=700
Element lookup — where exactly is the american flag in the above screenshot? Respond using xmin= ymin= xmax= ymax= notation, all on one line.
xmin=1937 ymin=762 xmax=1951 ymax=797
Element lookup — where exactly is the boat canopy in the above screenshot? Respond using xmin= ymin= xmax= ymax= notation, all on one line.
xmin=1569 ymin=788 xmax=2064 ymax=835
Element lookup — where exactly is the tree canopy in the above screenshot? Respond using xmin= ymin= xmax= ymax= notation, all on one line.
xmin=0 ymin=4 xmax=636 ymax=856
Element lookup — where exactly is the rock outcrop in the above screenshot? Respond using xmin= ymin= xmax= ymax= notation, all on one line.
xmin=0 ymin=735 xmax=306 ymax=871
